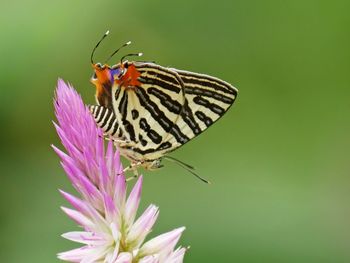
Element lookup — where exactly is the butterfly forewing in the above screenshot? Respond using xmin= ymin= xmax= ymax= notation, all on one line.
xmin=109 ymin=62 xmax=190 ymax=160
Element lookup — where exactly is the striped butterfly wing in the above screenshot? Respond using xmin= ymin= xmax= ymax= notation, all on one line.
xmin=110 ymin=62 xmax=190 ymax=161
xmin=90 ymin=62 xmax=238 ymax=163
xmin=169 ymin=67 xmax=238 ymax=141
xmin=89 ymin=104 xmax=124 ymax=138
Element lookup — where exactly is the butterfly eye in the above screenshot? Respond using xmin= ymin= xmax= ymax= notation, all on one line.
xmin=92 ymin=72 xmax=97 ymax=79
xmin=96 ymin=63 xmax=106 ymax=70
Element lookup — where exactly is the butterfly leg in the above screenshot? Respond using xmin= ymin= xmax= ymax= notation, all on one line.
xmin=113 ymin=138 xmax=131 ymax=144
xmin=124 ymin=161 xmax=143 ymax=181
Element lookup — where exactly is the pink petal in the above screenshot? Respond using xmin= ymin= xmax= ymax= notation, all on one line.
xmin=61 ymin=162 xmax=104 ymax=211
xmin=103 ymin=237 xmax=120 ymax=263
xmin=99 ymin=156 xmax=110 ymax=191
xmin=113 ymin=174 xmax=126 ymax=210
xmin=51 ymin=144 xmax=72 ymax=165
xmin=57 ymin=246 xmax=89 ymax=262
xmin=61 ymin=207 xmax=94 ymax=230
xmin=82 ymin=148 xmax=99 ymax=185
xmin=139 ymin=227 xmax=185 ymax=258
xmin=163 ymin=247 xmax=187 ymax=263
xmin=103 ymin=224 xmax=120 ymax=263
xmin=54 ymin=123 xmax=84 ymax=162
xmin=124 ymin=176 xmax=143 ymax=226
xmin=112 ymin=150 xmax=124 ymax=183
xmin=103 ymin=193 xmax=120 ymax=226
xmin=115 ymin=252 xmax=133 ymax=263
xmin=106 ymin=140 xmax=114 ymax=172
xmin=80 ymin=246 xmax=111 ymax=263
xmin=126 ymin=204 xmax=159 ymax=248
xmin=59 ymin=190 xmax=89 ymax=215
xmin=139 ymin=255 xmax=160 ymax=263
xmin=110 ymin=222 xmax=121 ymax=244
xmin=83 ymin=204 xmax=110 ymax=234
xmin=62 ymin=231 xmax=107 ymax=246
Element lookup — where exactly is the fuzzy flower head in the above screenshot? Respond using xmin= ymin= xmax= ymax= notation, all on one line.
xmin=53 ymin=79 xmax=186 ymax=263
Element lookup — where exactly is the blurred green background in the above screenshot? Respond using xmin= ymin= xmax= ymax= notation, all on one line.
xmin=1 ymin=0 xmax=350 ymax=262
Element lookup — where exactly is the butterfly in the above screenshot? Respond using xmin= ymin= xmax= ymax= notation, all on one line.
xmin=89 ymin=31 xmax=238 ymax=182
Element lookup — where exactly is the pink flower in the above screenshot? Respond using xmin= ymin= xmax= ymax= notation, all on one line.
xmin=53 ymin=79 xmax=187 ymax=263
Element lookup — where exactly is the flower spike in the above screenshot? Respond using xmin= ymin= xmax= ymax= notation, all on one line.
xmin=53 ymin=79 xmax=187 ymax=262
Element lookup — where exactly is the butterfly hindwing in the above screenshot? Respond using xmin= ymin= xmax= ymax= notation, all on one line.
xmin=171 ymin=67 xmax=238 ymax=134
xmin=89 ymin=105 xmax=122 ymax=138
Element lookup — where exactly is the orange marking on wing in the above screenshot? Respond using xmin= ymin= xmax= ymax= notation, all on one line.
xmin=117 ymin=64 xmax=141 ymax=88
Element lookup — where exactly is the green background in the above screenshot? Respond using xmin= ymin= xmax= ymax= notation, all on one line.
xmin=1 ymin=0 xmax=350 ymax=262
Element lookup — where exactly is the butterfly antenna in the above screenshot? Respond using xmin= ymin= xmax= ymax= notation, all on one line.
xmin=105 ymin=41 xmax=132 ymax=64
xmin=91 ymin=30 xmax=110 ymax=64
xmin=164 ymin=156 xmax=211 ymax=184
xmin=120 ymin=53 xmax=143 ymax=64
xmin=165 ymin=156 xmax=195 ymax=169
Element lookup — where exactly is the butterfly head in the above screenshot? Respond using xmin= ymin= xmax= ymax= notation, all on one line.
xmin=90 ymin=61 xmax=135 ymax=106
xmin=90 ymin=31 xmax=142 ymax=105
xmin=90 ymin=61 xmax=126 ymax=87
xmin=90 ymin=62 xmax=116 ymax=107
xmin=91 ymin=62 xmax=124 ymax=84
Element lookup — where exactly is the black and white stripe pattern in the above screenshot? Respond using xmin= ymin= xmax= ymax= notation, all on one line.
xmin=89 ymin=105 xmax=122 ymax=137
xmin=90 ymin=62 xmax=238 ymax=164
xmin=172 ymin=67 xmax=237 ymax=132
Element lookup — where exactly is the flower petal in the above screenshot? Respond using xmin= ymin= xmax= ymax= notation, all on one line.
xmin=58 ymin=246 xmax=89 ymax=262
xmin=61 ymin=207 xmax=94 ymax=230
xmin=124 ymin=176 xmax=143 ymax=226
xmin=62 ymin=231 xmax=107 ymax=246
xmin=139 ymin=255 xmax=160 ymax=263
xmin=126 ymin=204 xmax=159 ymax=249
xmin=59 ymin=190 xmax=89 ymax=216
xmin=113 ymin=174 xmax=126 ymax=210
xmin=163 ymin=247 xmax=187 ymax=263
xmin=138 ymin=227 xmax=185 ymax=258
xmin=103 ymin=193 xmax=120 ymax=225
xmin=115 ymin=252 xmax=133 ymax=263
